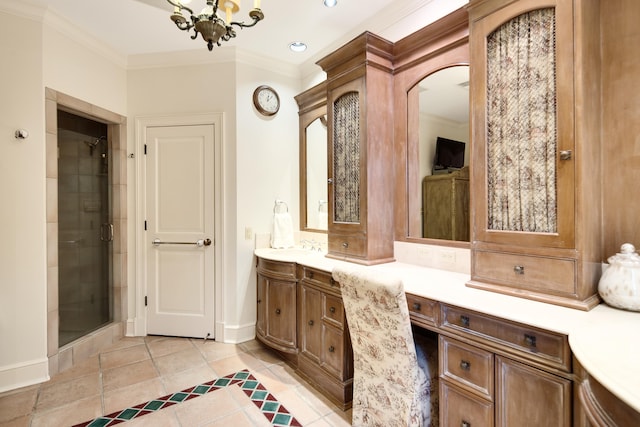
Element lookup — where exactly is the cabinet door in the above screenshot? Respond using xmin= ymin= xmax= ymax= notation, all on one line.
xmin=470 ymin=0 xmax=575 ymax=249
xmin=327 ymin=77 xmax=365 ymax=236
xmin=265 ymin=278 xmax=297 ymax=350
xmin=299 ymin=283 xmax=323 ymax=363
xmin=256 ymin=274 xmax=267 ymax=338
xmin=495 ymin=356 xmax=572 ymax=427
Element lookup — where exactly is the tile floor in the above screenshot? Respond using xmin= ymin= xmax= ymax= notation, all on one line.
xmin=0 ymin=336 xmax=352 ymax=427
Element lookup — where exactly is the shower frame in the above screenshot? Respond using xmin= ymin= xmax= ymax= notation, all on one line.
xmin=45 ymin=88 xmax=128 ymax=375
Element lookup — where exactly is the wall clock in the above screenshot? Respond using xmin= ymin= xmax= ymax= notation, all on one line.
xmin=253 ymin=85 xmax=280 ymax=116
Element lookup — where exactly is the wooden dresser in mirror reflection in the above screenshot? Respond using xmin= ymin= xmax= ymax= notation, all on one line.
xmin=422 ymin=166 xmax=469 ymax=241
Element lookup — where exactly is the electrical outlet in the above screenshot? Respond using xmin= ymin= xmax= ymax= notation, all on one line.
xmin=245 ymin=227 xmax=253 ymax=240
xmin=439 ymin=249 xmax=456 ymax=264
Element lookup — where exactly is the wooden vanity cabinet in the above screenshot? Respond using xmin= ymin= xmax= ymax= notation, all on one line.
xmin=316 ymin=32 xmax=395 ymax=265
xmin=297 ymin=265 xmax=353 ymax=409
xmin=256 ymin=258 xmax=298 ymax=354
xmin=467 ymin=0 xmax=603 ymax=310
xmin=255 ymin=257 xmax=353 ymax=409
xmin=410 ymin=300 xmax=574 ymax=426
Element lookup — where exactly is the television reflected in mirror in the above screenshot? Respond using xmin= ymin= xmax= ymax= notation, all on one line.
xmin=433 ymin=136 xmax=466 ymax=174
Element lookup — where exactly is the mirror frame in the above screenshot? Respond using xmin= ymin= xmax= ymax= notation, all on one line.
xmin=295 ymin=81 xmax=328 ymax=233
xmin=392 ymin=7 xmax=470 ymax=248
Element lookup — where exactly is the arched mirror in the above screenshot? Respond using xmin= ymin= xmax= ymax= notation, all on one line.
xmin=407 ymin=65 xmax=470 ymax=241
xmin=296 ymin=82 xmax=328 ymax=232
xmin=304 ymin=116 xmax=328 ymax=230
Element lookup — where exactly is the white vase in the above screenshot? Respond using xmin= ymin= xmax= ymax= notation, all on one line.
xmin=598 ymin=243 xmax=640 ymax=312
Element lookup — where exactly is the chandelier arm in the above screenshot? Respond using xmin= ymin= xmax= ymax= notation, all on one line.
xmin=173 ymin=20 xmax=194 ymax=31
xmin=229 ymin=17 xmax=261 ymax=29
xmin=166 ymin=0 xmax=194 ymax=16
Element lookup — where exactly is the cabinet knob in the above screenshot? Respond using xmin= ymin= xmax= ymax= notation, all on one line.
xmin=514 ymin=265 xmax=525 ymax=275
xmin=559 ymin=150 xmax=572 ymax=160
xmin=524 ymin=334 xmax=537 ymax=347
xmin=330 ymin=278 xmax=336 ymax=286
xmin=308 ymin=320 xmax=314 ymax=326
xmin=342 ymin=242 xmax=349 ymax=248
xmin=328 ymin=346 xmax=335 ymax=352
xmin=328 ymin=178 xmax=333 ymax=184
xmin=460 ymin=315 xmax=470 ymax=327
xmin=257 ymin=299 xmax=261 ymax=304
xmin=308 ymin=271 xmax=314 ymax=279
xmin=330 ymin=306 xmax=336 ymax=313
xmin=460 ymin=360 xmax=471 ymax=371
xmin=275 ymin=308 xmax=281 ymax=315
xmin=461 ymin=421 xmax=471 ymax=427
xmin=412 ymin=302 xmax=421 ymax=311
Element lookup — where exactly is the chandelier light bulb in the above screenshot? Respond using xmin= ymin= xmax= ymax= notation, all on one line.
xmin=324 ymin=0 xmax=337 ymax=7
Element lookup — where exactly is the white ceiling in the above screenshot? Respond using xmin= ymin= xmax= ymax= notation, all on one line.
xmin=21 ymin=0 xmax=468 ymax=69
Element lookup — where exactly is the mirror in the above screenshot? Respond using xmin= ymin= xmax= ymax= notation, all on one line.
xmin=407 ymin=65 xmax=470 ymax=241
xmin=304 ymin=116 xmax=328 ymax=230
xmin=297 ymin=82 xmax=328 ymax=232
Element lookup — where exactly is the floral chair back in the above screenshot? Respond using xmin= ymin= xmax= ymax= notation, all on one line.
xmin=332 ymin=266 xmax=434 ymax=427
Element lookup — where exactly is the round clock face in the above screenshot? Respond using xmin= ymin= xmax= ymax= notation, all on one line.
xmin=253 ymin=85 xmax=280 ymax=116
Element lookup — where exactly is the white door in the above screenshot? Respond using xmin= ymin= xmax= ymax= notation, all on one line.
xmin=145 ymin=124 xmax=215 ymax=338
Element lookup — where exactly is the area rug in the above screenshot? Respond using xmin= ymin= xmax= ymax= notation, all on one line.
xmin=72 ymin=369 xmax=301 ymax=426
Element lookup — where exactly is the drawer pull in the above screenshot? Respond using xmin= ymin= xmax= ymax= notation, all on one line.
xmin=560 ymin=150 xmax=572 ymax=160
xmin=342 ymin=242 xmax=349 ymax=248
xmin=329 ymin=346 xmax=335 ymax=352
xmin=330 ymin=306 xmax=336 ymax=313
xmin=308 ymin=270 xmax=314 ymax=279
xmin=412 ymin=302 xmax=421 ymax=311
xmin=257 ymin=299 xmax=262 ymax=304
xmin=514 ymin=265 xmax=525 ymax=275
xmin=275 ymin=308 xmax=281 ymax=315
xmin=460 ymin=315 xmax=470 ymax=328
xmin=460 ymin=360 xmax=471 ymax=371
xmin=308 ymin=320 xmax=314 ymax=326
xmin=524 ymin=334 xmax=537 ymax=347
xmin=461 ymin=421 xmax=471 ymax=427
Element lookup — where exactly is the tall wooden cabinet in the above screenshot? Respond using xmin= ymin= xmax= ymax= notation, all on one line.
xmin=317 ymin=33 xmax=396 ymax=265
xmin=422 ymin=167 xmax=470 ymax=241
xmin=467 ymin=0 xmax=602 ymax=310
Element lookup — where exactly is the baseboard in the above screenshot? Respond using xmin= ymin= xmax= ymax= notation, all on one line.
xmin=0 ymin=357 xmax=49 ymax=394
xmin=222 ymin=322 xmax=256 ymax=344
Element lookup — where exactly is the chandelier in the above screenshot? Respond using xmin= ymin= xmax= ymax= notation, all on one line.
xmin=167 ymin=0 xmax=264 ymax=51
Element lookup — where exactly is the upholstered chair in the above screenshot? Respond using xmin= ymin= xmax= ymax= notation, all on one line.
xmin=332 ymin=266 xmax=437 ymax=427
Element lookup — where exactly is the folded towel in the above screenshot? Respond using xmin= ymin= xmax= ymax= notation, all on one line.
xmin=271 ymin=212 xmax=295 ymax=248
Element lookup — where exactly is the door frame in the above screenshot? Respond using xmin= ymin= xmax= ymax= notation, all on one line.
xmin=135 ymin=113 xmax=224 ymax=339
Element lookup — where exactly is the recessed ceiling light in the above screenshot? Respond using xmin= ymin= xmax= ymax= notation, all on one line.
xmin=324 ymin=0 xmax=337 ymax=7
xmin=289 ymin=42 xmax=307 ymax=52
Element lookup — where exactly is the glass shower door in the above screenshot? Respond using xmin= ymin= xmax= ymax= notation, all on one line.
xmin=57 ymin=111 xmax=112 ymax=347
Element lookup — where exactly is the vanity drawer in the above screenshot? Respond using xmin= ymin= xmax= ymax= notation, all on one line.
xmin=257 ymin=257 xmax=297 ymax=280
xmin=406 ymin=294 xmax=438 ymax=328
xmin=328 ymin=235 xmax=366 ymax=258
xmin=473 ymin=250 xmax=576 ymax=296
xmin=441 ymin=304 xmax=571 ymax=372
xmin=324 ymin=294 xmax=345 ymax=329
xmin=300 ymin=266 xmax=339 ymax=292
xmin=440 ymin=336 xmax=493 ymax=399
xmin=440 ymin=381 xmax=494 ymax=427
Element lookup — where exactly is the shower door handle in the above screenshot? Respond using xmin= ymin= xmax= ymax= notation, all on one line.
xmin=101 ymin=223 xmax=114 ymax=242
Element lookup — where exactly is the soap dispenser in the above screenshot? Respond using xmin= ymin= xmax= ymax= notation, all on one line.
xmin=598 ymin=243 xmax=640 ymax=312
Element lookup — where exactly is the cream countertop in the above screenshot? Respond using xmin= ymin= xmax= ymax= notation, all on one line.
xmin=254 ymin=247 xmax=640 ymax=413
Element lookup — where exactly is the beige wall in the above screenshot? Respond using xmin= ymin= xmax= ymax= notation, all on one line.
xmin=0 ymin=12 xmax=48 ymax=391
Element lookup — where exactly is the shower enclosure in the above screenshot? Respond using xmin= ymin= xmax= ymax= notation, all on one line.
xmin=57 ymin=110 xmax=112 ymax=346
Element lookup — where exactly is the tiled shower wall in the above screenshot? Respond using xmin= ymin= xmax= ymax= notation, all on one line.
xmin=45 ymin=88 xmax=128 ymax=376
